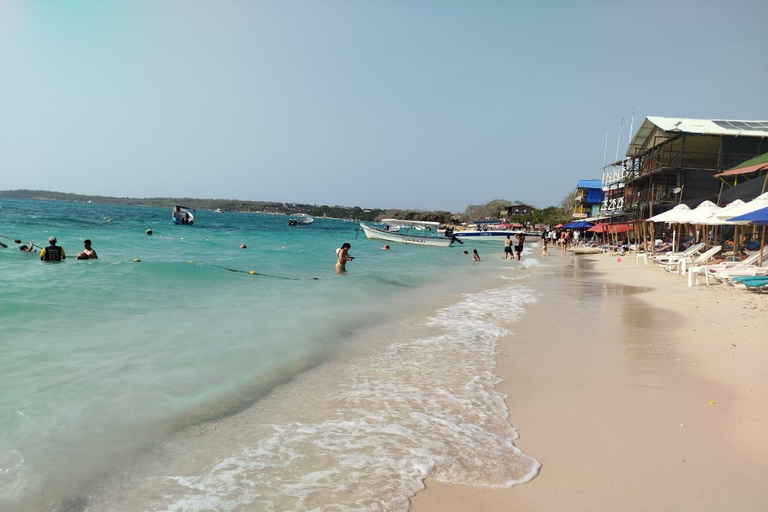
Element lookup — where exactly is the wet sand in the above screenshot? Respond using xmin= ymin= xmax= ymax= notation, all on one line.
xmin=411 ymin=253 xmax=768 ymax=512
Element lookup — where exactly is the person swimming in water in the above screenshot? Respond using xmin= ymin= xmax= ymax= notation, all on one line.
xmin=472 ymin=249 xmax=480 ymax=262
xmin=335 ymin=243 xmax=354 ymax=273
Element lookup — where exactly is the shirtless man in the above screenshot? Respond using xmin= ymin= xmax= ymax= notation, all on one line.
xmin=503 ymin=235 xmax=513 ymax=259
xmin=335 ymin=243 xmax=354 ymax=273
xmin=514 ymin=233 xmax=524 ymax=261
xmin=76 ymin=239 xmax=98 ymax=260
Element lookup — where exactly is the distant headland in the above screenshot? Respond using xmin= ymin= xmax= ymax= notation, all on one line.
xmin=0 ymin=190 xmax=568 ymax=225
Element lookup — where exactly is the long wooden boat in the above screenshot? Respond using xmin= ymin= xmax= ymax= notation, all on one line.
xmin=360 ymin=220 xmax=453 ymax=247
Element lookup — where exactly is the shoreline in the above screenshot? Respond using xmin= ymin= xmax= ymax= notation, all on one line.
xmin=411 ymin=252 xmax=768 ymax=511
xmin=58 ymin=256 xmax=541 ymax=512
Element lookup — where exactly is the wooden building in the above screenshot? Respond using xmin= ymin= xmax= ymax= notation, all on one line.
xmin=618 ymin=117 xmax=768 ymax=219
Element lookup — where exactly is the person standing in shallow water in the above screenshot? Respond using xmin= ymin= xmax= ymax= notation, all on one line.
xmin=40 ymin=236 xmax=65 ymax=261
xmin=503 ymin=235 xmax=513 ymax=259
xmin=335 ymin=243 xmax=354 ymax=273
xmin=514 ymin=233 xmax=524 ymax=261
xmin=473 ymin=249 xmax=480 ymax=262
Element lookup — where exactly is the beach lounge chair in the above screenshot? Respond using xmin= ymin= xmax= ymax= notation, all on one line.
xmin=719 ymin=267 xmax=768 ymax=286
xmin=653 ymin=243 xmax=705 ymax=265
xmin=660 ymin=245 xmax=721 ymax=275
xmin=703 ymin=247 xmax=768 ymax=285
xmin=691 ymin=247 xmax=768 ymax=286
xmin=659 ymin=245 xmax=720 ymax=279
xmin=732 ymin=276 xmax=768 ymax=292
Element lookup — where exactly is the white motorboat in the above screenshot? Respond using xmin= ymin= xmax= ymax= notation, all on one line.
xmin=172 ymin=206 xmax=195 ymax=225
xmin=288 ymin=213 xmax=314 ymax=226
xmin=360 ymin=219 xmax=453 ymax=247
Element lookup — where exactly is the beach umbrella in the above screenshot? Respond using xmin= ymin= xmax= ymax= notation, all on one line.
xmin=730 ymin=205 xmax=768 ymax=267
xmin=684 ymin=201 xmax=722 ymax=224
xmin=608 ymin=223 xmax=634 ymax=234
xmin=647 ymin=204 xmax=691 ymax=223
xmin=648 ymin=204 xmax=692 ymax=250
xmin=729 ymin=205 xmax=768 ymax=225
xmin=682 ymin=201 xmax=723 ymax=246
xmin=715 ymin=197 xmax=768 ymax=262
xmin=715 ymin=192 xmax=768 ymax=223
xmin=562 ymin=220 xmax=593 ymax=230
xmin=587 ymin=224 xmax=607 ymax=233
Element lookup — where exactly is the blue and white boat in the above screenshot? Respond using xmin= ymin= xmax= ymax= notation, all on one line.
xmin=360 ymin=219 xmax=454 ymax=247
xmin=172 ymin=206 xmax=195 ymax=225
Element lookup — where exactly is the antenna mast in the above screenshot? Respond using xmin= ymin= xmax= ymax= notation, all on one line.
xmin=614 ymin=117 xmax=624 ymax=162
xmin=602 ymin=125 xmax=609 ymax=168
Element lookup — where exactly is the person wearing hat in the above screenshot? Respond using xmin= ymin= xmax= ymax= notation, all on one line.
xmin=40 ymin=236 xmax=66 ymax=261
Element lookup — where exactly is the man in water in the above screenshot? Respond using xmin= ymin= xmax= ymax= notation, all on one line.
xmin=335 ymin=243 xmax=354 ymax=273
xmin=503 ymin=235 xmax=513 ymax=259
xmin=76 ymin=239 xmax=98 ymax=260
xmin=514 ymin=233 xmax=525 ymax=261
xmin=40 ymin=236 xmax=65 ymax=261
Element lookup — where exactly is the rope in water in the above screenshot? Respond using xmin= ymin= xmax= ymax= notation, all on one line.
xmin=0 ymin=233 xmax=43 ymax=249
xmin=208 ymin=264 xmax=319 ymax=280
xmin=1 ymin=233 xmax=319 ymax=280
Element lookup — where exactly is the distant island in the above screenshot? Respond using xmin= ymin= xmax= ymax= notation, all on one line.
xmin=0 ymin=190 xmax=569 ymax=226
xmin=0 ymin=189 xmax=388 ymax=222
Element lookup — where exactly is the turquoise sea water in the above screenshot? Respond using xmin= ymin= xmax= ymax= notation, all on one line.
xmin=0 ymin=198 xmax=541 ymax=512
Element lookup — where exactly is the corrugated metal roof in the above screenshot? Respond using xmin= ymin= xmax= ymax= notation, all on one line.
xmin=577 ymin=179 xmax=602 ymax=189
xmin=627 ymin=117 xmax=768 ymax=157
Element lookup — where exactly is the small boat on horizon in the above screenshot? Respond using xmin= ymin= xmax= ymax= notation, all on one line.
xmin=360 ymin=219 xmax=454 ymax=247
xmin=172 ymin=206 xmax=195 ymax=225
xmin=288 ymin=213 xmax=314 ymax=226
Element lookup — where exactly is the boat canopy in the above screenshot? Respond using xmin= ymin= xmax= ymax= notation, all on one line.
xmin=380 ymin=219 xmax=440 ymax=228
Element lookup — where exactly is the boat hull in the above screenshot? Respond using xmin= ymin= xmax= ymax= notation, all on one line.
xmin=360 ymin=224 xmax=453 ymax=247
xmin=454 ymin=230 xmax=539 ymax=242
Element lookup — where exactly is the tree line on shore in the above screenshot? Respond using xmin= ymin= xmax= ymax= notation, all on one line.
xmin=0 ymin=189 xmax=386 ymax=221
xmin=1 ymin=190 xmax=574 ymax=226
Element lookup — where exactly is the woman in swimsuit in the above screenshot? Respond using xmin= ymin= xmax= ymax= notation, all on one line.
xmin=335 ymin=243 xmax=354 ymax=273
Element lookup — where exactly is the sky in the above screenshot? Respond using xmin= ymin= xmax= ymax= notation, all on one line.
xmin=1 ymin=0 xmax=767 ymax=212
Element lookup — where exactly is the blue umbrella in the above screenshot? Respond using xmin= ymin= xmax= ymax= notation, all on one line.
xmin=562 ymin=220 xmax=594 ymax=230
xmin=729 ymin=205 xmax=768 ymax=225
xmin=730 ymin=205 xmax=768 ymax=267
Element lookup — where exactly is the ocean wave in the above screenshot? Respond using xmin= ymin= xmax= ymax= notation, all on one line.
xmin=137 ymin=284 xmax=540 ymax=512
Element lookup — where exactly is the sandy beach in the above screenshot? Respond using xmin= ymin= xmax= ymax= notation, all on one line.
xmin=411 ymin=252 xmax=768 ymax=512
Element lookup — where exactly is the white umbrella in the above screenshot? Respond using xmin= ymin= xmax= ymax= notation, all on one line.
xmin=715 ymin=192 xmax=768 ymax=224
xmin=705 ymin=199 xmax=745 ymax=225
xmin=647 ymin=204 xmax=691 ymax=223
xmin=684 ymin=201 xmax=723 ymax=224
xmin=714 ymin=197 xmax=768 ymax=261
xmin=683 ymin=201 xmax=724 ymax=245
xmin=648 ymin=204 xmax=692 ymax=250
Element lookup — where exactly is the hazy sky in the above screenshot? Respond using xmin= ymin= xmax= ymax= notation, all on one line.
xmin=1 ymin=1 xmax=767 ymax=212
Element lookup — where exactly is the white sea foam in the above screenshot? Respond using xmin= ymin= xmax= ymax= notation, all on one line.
xmin=142 ymin=284 xmax=540 ymax=512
